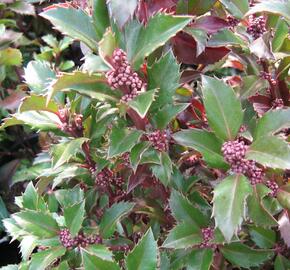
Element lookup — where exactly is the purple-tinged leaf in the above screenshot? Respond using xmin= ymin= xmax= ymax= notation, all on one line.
xmin=278 ymin=211 xmax=290 ymax=248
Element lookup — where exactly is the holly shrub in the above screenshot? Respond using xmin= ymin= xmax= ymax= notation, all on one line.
xmin=1 ymin=0 xmax=290 ymax=269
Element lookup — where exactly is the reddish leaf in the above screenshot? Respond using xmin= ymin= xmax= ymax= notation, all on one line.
xmin=127 ymin=165 xmax=150 ymax=193
xmin=191 ymin=16 xmax=229 ymax=34
xmin=42 ymin=3 xmax=74 ymax=11
xmin=278 ymin=80 xmax=290 ymax=106
xmin=0 ymin=90 xmax=26 ymax=111
xmin=248 ymin=94 xmax=272 ymax=116
xmin=136 ymin=0 xmax=177 ymax=23
xmin=278 ymin=211 xmax=290 ymax=248
xmin=172 ymin=32 xmax=230 ymax=65
xmin=180 ymin=70 xmax=200 ymax=84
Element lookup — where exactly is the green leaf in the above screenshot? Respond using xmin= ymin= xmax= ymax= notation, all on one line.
xmin=64 ymin=200 xmax=85 ymax=236
xmin=130 ymin=141 xmax=151 ymax=172
xmin=185 ymin=28 xmax=208 ymax=56
xmin=173 ymin=129 xmax=228 ymax=169
xmin=20 ymin=235 xmax=37 ymax=260
xmin=13 ymin=210 xmax=59 ymax=238
xmin=128 ymin=89 xmax=156 ymax=118
xmin=0 ymin=48 xmax=22 ymax=66
xmin=54 ymin=187 xmax=84 ymax=208
xmin=92 ymin=0 xmax=110 ymax=39
xmin=254 ymin=109 xmax=290 ymax=139
xmin=277 ymin=184 xmax=290 ymax=210
xmin=0 ymin=196 xmax=9 ymax=230
xmin=201 ymin=75 xmax=243 ymax=141
xmin=249 ymin=226 xmax=276 ymax=249
xmin=82 ymin=248 xmax=120 ymax=270
xmin=147 ymin=51 xmax=180 ymax=111
xmin=239 ymin=75 xmax=269 ymax=100
xmin=107 ymin=0 xmax=138 ymax=28
xmin=82 ymin=54 xmax=109 ymax=73
xmin=40 ymin=7 xmax=99 ymax=51
xmin=220 ymin=0 xmax=249 ymax=19
xmin=187 ymin=0 xmax=218 ymax=15
xmin=19 ymin=95 xmax=58 ymax=113
xmin=8 ymin=1 xmax=35 ymax=15
xmin=10 ymin=111 xmax=61 ymax=131
xmin=98 ymin=28 xmax=117 ymax=66
xmin=24 ymin=61 xmax=56 ymax=95
xmin=99 ymin=201 xmax=135 ymax=238
xmin=169 ymin=190 xmax=208 ymax=227
xmin=246 ymin=136 xmax=290 ymax=170
xmin=151 ymin=103 xmax=190 ymax=129
xmin=51 ymin=138 xmax=89 ymax=169
xmin=247 ymin=184 xmax=277 ymax=227
xmin=162 ymin=222 xmax=202 ymax=249
xmin=274 ymin=255 xmax=290 ymax=270
xmin=213 ymin=174 xmax=252 ymax=242
xmin=245 ymin=0 xmax=290 ymax=22
xmin=22 ymin=182 xmax=46 ymax=212
xmin=221 ymin=242 xmax=274 ymax=268
xmin=126 ymin=228 xmax=157 ymax=270
xmin=125 ymin=14 xmax=192 ymax=69
xmin=272 ymin=19 xmax=289 ymax=52
xmin=208 ymin=29 xmax=246 ymax=47
xmin=29 ymin=247 xmax=66 ymax=270
xmin=185 ymin=249 xmax=214 ymax=270
xmin=83 ymin=244 xmax=114 ymax=261
xmin=48 ymin=71 xmax=119 ymax=102
xmin=151 ymin=152 xmax=173 ymax=186
xmin=108 ymin=126 xmax=142 ymax=158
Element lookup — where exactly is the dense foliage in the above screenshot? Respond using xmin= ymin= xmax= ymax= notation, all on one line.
xmin=0 ymin=0 xmax=290 ymax=269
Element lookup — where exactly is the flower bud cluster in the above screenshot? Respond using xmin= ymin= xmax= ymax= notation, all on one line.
xmin=58 ymin=108 xmax=83 ymax=137
xmin=227 ymin=15 xmax=239 ymax=28
xmin=266 ymin=180 xmax=279 ymax=197
xmin=247 ymin=15 xmax=266 ymax=39
xmin=59 ymin=229 xmax=102 ymax=249
xmin=147 ymin=130 xmax=168 ymax=152
xmin=199 ymin=227 xmax=216 ymax=249
xmin=260 ymin=71 xmax=277 ymax=86
xmin=95 ymin=168 xmax=125 ymax=191
xmin=106 ymin=49 xmax=146 ymax=102
xmin=222 ymin=140 xmax=265 ymax=184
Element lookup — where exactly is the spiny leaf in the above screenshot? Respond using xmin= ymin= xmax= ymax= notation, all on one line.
xmin=125 ymin=228 xmax=157 ymax=270
xmin=147 ymin=51 xmax=180 ymax=111
xmin=254 ymin=109 xmax=290 ymax=139
xmin=245 ymin=0 xmax=290 ymax=21
xmin=246 ymin=136 xmax=290 ymax=170
xmin=29 ymin=247 xmax=66 ymax=270
xmin=40 ymin=7 xmax=99 ymax=50
xmin=48 ymin=71 xmax=119 ymax=103
xmin=213 ymin=174 xmax=252 ymax=242
xmin=99 ymin=202 xmax=135 ymax=238
xmin=169 ymin=190 xmax=208 ymax=227
xmin=201 ymin=75 xmax=243 ymax=141
xmin=128 ymin=89 xmax=157 ymax=118
xmin=51 ymin=138 xmax=89 ymax=169
xmin=108 ymin=127 xmax=143 ymax=158
xmin=221 ymin=242 xmax=274 ymax=268
xmin=64 ymin=200 xmax=85 ymax=236
xmin=173 ymin=129 xmax=228 ymax=169
xmin=162 ymin=222 xmax=202 ymax=249
xmin=81 ymin=248 xmax=120 ymax=270
xmin=125 ymin=14 xmax=192 ymax=69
